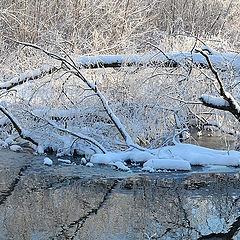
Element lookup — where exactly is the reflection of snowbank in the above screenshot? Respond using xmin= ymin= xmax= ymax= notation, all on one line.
xmin=90 ymin=143 xmax=240 ymax=172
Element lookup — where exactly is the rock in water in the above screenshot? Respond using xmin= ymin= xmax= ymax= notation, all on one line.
xmin=10 ymin=145 xmax=23 ymax=152
xmin=86 ymin=162 xmax=94 ymax=167
xmin=44 ymin=157 xmax=53 ymax=166
xmin=58 ymin=158 xmax=71 ymax=164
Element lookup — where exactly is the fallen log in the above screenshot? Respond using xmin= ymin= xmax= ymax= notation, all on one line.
xmin=75 ymin=52 xmax=240 ymax=73
xmin=1 ymin=50 xmax=240 ymax=91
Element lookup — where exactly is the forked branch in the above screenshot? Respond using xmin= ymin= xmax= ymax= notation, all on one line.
xmin=10 ymin=40 xmax=140 ymax=149
xmin=0 ymin=103 xmax=38 ymax=145
xmin=196 ymin=49 xmax=240 ymax=122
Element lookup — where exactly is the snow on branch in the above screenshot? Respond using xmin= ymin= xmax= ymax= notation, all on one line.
xmin=29 ymin=111 xmax=107 ymax=153
xmin=0 ymin=64 xmax=58 ymax=90
xmin=196 ymin=49 xmax=240 ymax=122
xmin=0 ymin=102 xmax=38 ymax=145
xmin=199 ymin=94 xmax=230 ymax=111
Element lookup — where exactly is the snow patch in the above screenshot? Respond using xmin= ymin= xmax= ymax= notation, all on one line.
xmin=10 ymin=145 xmax=23 ymax=152
xmin=127 ymin=151 xmax=154 ymax=163
xmin=90 ymin=143 xmax=240 ymax=172
xmin=112 ymin=161 xmax=130 ymax=171
xmin=143 ymin=158 xmax=191 ymax=171
xmin=44 ymin=157 xmax=53 ymax=166
xmin=90 ymin=154 xmax=113 ymax=164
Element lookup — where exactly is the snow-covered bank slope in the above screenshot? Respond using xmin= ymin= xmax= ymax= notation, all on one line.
xmin=90 ymin=143 xmax=240 ymax=172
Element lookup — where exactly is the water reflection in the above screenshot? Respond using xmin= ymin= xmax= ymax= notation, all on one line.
xmin=0 ymin=171 xmax=240 ymax=240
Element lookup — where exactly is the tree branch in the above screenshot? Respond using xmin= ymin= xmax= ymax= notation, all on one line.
xmin=196 ymin=49 xmax=240 ymax=122
xmin=0 ymin=103 xmax=38 ymax=145
xmin=29 ymin=111 xmax=107 ymax=153
xmin=195 ymin=49 xmax=226 ymax=97
xmin=0 ymin=65 xmax=59 ymax=90
xmin=9 ymin=40 xmax=142 ymax=149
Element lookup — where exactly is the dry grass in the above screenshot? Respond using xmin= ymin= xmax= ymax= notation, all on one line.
xmin=1 ymin=0 xmax=239 ymax=54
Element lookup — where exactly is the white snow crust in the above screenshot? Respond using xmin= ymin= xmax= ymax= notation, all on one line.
xmin=44 ymin=157 xmax=53 ymax=166
xmin=90 ymin=143 xmax=240 ymax=171
xmin=200 ymin=94 xmax=230 ymax=107
xmin=10 ymin=145 xmax=23 ymax=152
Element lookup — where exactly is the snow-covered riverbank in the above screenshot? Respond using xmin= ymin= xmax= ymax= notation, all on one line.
xmin=89 ymin=143 xmax=240 ymax=172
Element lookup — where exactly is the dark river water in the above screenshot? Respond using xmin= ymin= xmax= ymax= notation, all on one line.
xmin=0 ymin=137 xmax=240 ymax=240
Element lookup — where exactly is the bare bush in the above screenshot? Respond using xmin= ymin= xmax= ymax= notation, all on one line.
xmin=1 ymin=0 xmax=239 ymax=54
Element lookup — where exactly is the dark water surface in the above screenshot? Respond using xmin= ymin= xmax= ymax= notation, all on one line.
xmin=0 ymin=145 xmax=240 ymax=240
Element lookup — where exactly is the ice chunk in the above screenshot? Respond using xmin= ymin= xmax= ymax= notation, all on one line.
xmin=143 ymin=158 xmax=191 ymax=171
xmin=86 ymin=162 xmax=94 ymax=167
xmin=58 ymin=158 xmax=71 ymax=164
xmin=44 ymin=157 xmax=53 ymax=166
xmin=112 ymin=161 xmax=130 ymax=171
xmin=81 ymin=158 xmax=87 ymax=165
xmin=10 ymin=145 xmax=23 ymax=152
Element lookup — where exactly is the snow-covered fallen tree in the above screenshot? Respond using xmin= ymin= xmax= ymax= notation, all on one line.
xmin=1 ymin=45 xmax=240 ymax=91
xmin=0 ymin=65 xmax=58 ymax=90
xmin=75 ymin=50 xmax=240 ymax=73
xmin=90 ymin=143 xmax=240 ymax=172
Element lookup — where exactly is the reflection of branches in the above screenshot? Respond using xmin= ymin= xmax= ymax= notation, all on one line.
xmin=198 ymin=216 xmax=240 ymax=239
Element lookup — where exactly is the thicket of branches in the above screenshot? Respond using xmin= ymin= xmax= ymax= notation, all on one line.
xmin=1 ymin=0 xmax=239 ymax=54
xmin=0 ymin=0 xmax=240 ymax=155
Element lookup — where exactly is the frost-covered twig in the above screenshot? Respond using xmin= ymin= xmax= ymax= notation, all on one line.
xmin=195 ymin=49 xmax=226 ymax=96
xmin=0 ymin=103 xmax=38 ymax=145
xmin=0 ymin=64 xmax=59 ymax=90
xmin=196 ymin=49 xmax=240 ymax=122
xmin=29 ymin=111 xmax=107 ymax=153
xmin=10 ymin=40 xmax=142 ymax=149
